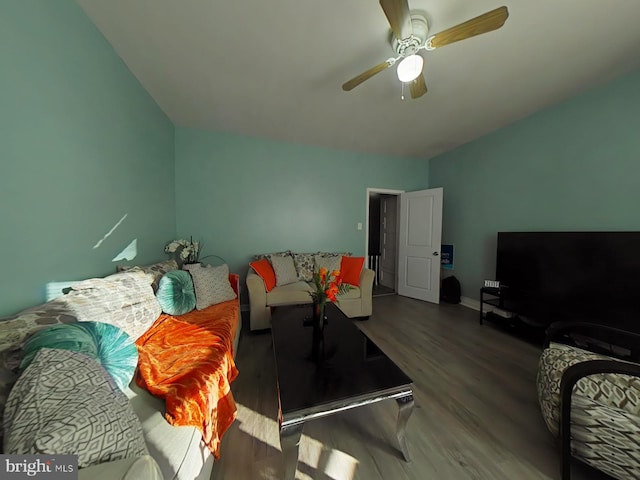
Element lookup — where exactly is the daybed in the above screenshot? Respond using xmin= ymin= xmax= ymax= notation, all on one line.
xmin=247 ymin=251 xmax=374 ymax=331
xmin=0 ymin=259 xmax=241 ymax=480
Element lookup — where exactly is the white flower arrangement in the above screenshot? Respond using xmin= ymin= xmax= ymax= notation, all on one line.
xmin=164 ymin=237 xmax=201 ymax=263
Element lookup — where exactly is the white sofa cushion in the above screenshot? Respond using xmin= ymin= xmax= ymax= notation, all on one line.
xmin=78 ymin=455 xmax=163 ymax=480
xmin=126 ymin=382 xmax=213 ymax=480
xmin=266 ymin=281 xmax=313 ymax=306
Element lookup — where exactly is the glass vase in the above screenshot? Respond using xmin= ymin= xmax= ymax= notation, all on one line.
xmin=312 ymin=301 xmax=326 ymax=331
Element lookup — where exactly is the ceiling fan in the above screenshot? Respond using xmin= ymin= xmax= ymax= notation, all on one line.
xmin=342 ymin=1 xmax=509 ymax=99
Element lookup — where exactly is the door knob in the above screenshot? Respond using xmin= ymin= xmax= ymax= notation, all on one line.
xmin=433 ymin=252 xmax=439 ymax=256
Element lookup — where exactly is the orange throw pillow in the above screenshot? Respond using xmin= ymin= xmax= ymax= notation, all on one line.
xmin=340 ymin=256 xmax=365 ymax=287
xmin=250 ymin=258 xmax=276 ymax=292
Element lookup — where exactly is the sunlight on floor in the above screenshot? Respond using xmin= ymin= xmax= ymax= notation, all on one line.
xmin=235 ymin=403 xmax=281 ymax=451
xmin=299 ymin=436 xmax=359 ymax=480
xmin=235 ymin=403 xmax=359 ymax=480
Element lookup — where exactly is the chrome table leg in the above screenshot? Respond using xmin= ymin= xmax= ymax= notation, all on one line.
xmin=280 ymin=422 xmax=303 ymax=480
xmin=396 ymin=394 xmax=414 ymax=461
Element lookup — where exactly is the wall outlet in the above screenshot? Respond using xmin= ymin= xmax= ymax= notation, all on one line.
xmin=484 ymin=280 xmax=500 ymax=288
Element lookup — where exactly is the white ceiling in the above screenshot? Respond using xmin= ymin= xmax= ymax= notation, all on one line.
xmin=76 ymin=0 xmax=640 ymax=159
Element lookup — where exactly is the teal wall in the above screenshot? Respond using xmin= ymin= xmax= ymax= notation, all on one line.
xmin=175 ymin=128 xmax=430 ymax=280
xmin=4 ymin=0 xmax=635 ymax=317
xmin=0 ymin=1 xmax=175 ymax=316
xmin=429 ymin=69 xmax=640 ymax=300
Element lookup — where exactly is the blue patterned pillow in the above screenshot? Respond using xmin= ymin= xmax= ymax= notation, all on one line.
xmin=20 ymin=322 xmax=138 ymax=392
xmin=156 ymin=270 xmax=196 ymax=315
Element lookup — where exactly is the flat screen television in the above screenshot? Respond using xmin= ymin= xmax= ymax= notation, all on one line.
xmin=495 ymin=231 xmax=640 ymax=331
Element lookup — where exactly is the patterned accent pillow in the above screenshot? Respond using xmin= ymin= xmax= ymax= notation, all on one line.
xmin=0 ymin=299 xmax=78 ymax=354
xmin=117 ymin=259 xmax=179 ymax=292
xmin=184 ymin=263 xmax=237 ymax=309
xmin=316 ymin=251 xmax=352 ymax=258
xmin=269 ymin=254 xmax=298 ymax=286
xmin=292 ymin=253 xmax=316 ymax=282
xmin=63 ymin=270 xmax=161 ymax=341
xmin=4 ymin=348 xmax=148 ymax=468
xmin=156 ymin=270 xmax=196 ymax=315
xmin=314 ymin=254 xmax=342 ymax=274
xmin=0 ymin=298 xmax=78 ymax=442
xmin=254 ymin=250 xmax=291 ymax=261
xmin=20 ymin=322 xmax=138 ymax=392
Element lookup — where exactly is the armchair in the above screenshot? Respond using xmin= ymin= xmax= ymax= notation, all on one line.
xmin=536 ymin=322 xmax=640 ymax=480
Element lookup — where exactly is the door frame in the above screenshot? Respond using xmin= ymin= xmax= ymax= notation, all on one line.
xmin=365 ymin=188 xmax=404 ymax=286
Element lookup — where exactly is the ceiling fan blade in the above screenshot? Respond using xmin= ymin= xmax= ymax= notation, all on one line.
xmin=410 ymin=73 xmax=427 ymax=99
xmin=428 ymin=6 xmax=509 ymax=49
xmin=342 ymin=61 xmax=392 ymax=91
xmin=379 ymin=0 xmax=413 ymax=40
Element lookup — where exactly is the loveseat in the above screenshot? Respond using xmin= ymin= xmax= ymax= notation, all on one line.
xmin=0 ymin=259 xmax=241 ymax=480
xmin=246 ymin=251 xmax=375 ymax=331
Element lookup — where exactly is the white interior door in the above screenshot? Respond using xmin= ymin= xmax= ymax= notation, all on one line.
xmin=398 ymin=188 xmax=443 ymax=303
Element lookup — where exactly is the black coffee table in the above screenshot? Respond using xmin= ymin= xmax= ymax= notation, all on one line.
xmin=271 ymin=304 xmax=414 ymax=479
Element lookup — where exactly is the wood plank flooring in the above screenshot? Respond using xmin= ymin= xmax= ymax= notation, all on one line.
xmin=211 ymin=295 xmax=611 ymax=480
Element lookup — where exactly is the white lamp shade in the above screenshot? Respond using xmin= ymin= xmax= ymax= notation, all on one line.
xmin=396 ymin=55 xmax=424 ymax=83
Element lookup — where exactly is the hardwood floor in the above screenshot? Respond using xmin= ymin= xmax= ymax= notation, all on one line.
xmin=211 ymin=295 xmax=611 ymax=480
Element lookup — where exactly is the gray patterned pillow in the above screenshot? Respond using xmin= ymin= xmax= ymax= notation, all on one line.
xmin=269 ymin=254 xmax=298 ymax=286
xmin=316 ymin=251 xmax=352 ymax=258
xmin=292 ymin=253 xmax=316 ymax=282
xmin=254 ymin=250 xmax=291 ymax=261
xmin=63 ymin=270 xmax=161 ymax=341
xmin=183 ymin=263 xmax=237 ymax=309
xmin=314 ymin=254 xmax=342 ymax=274
xmin=0 ymin=299 xmax=78 ymax=355
xmin=117 ymin=259 xmax=179 ymax=292
xmin=3 ymin=348 xmax=148 ymax=468
xmin=0 ymin=298 xmax=78 ymax=444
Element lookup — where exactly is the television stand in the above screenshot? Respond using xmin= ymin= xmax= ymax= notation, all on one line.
xmin=479 ymin=287 xmax=545 ymax=345
xmin=479 ymin=287 xmax=502 ymax=325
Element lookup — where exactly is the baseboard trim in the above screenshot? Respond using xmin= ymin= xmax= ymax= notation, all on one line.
xmin=460 ymin=296 xmax=479 ymax=311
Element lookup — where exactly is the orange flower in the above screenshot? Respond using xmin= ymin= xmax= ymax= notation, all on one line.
xmin=319 ymin=267 xmax=327 ymax=283
xmin=309 ymin=267 xmax=352 ymax=304
xmin=326 ymin=283 xmax=340 ymax=302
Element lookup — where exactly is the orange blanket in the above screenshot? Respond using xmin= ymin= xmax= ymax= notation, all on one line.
xmin=135 ymin=276 xmax=239 ymax=458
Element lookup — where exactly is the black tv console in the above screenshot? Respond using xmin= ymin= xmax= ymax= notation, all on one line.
xmin=479 ymin=287 xmax=546 ymax=345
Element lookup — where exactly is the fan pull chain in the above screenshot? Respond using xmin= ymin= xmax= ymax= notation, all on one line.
xmin=401 ymin=82 xmax=405 ymax=100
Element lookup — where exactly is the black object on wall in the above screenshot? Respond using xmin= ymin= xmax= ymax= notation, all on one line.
xmin=495 ymin=231 xmax=640 ymax=333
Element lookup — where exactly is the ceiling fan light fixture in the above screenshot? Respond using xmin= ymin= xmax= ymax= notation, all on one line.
xmin=396 ymin=55 xmax=423 ymax=83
